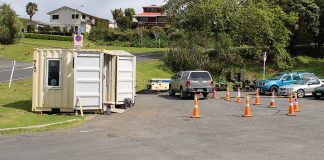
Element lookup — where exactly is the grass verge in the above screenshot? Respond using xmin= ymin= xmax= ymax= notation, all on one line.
xmin=0 ymin=38 xmax=168 ymax=62
xmin=0 ymin=78 xmax=85 ymax=134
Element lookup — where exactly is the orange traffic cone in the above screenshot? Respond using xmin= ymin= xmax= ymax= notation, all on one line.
xmin=191 ymin=94 xmax=202 ymax=118
xmin=268 ymin=91 xmax=277 ymax=108
xmin=211 ymin=89 xmax=219 ymax=99
xmin=224 ymin=87 xmax=231 ymax=101
xmin=242 ymin=95 xmax=253 ymax=117
xmin=236 ymin=88 xmax=242 ymax=103
xmin=287 ymin=93 xmax=296 ymax=116
xmin=253 ymin=89 xmax=261 ymax=105
xmin=294 ymin=92 xmax=300 ymax=112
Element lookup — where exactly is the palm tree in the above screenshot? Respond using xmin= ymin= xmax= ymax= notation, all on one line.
xmin=26 ymin=2 xmax=38 ymax=21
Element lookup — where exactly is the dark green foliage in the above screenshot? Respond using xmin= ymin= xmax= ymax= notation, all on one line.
xmin=26 ymin=2 xmax=38 ymax=20
xmin=23 ymin=33 xmax=72 ymax=41
xmin=0 ymin=4 xmax=22 ymax=44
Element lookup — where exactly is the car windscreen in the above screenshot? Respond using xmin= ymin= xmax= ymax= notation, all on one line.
xmin=269 ymin=74 xmax=284 ymax=80
xmin=189 ymin=72 xmax=211 ymax=80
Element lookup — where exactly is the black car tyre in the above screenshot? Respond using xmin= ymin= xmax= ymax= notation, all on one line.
xmin=180 ymin=88 xmax=185 ymax=99
xmin=315 ymin=96 xmax=320 ymax=100
xmin=203 ymin=93 xmax=208 ymax=98
xmin=297 ymin=89 xmax=305 ymax=98
xmin=270 ymin=86 xmax=279 ymax=94
xmin=169 ymin=88 xmax=175 ymax=96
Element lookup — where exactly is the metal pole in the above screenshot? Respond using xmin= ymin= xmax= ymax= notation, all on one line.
xmin=263 ymin=59 xmax=266 ymax=80
xmin=9 ymin=61 xmax=16 ymax=88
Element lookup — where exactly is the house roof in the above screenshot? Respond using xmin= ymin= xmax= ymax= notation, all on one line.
xmin=47 ymin=6 xmax=108 ymax=21
xmin=134 ymin=12 xmax=166 ymax=17
xmin=25 ymin=20 xmax=48 ymax=26
xmin=143 ymin=5 xmax=161 ymax=8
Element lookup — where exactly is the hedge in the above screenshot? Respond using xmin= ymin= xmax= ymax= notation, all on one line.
xmin=23 ymin=33 xmax=73 ymax=41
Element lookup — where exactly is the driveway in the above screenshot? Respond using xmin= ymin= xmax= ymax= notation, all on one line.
xmin=0 ymin=58 xmax=33 ymax=83
xmin=1 ymin=92 xmax=324 ymax=160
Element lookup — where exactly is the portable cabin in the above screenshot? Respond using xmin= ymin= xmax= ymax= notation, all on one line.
xmin=32 ymin=49 xmax=136 ymax=113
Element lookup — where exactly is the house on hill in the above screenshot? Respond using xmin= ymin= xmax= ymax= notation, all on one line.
xmin=47 ymin=6 xmax=109 ymax=33
xmin=133 ymin=5 xmax=167 ymax=27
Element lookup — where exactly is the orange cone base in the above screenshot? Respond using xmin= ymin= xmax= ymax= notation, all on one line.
xmin=236 ymin=98 xmax=242 ymax=103
xmin=191 ymin=115 xmax=202 ymax=118
xmin=268 ymin=102 xmax=277 ymax=108
xmin=294 ymin=106 xmax=301 ymax=112
xmin=287 ymin=113 xmax=296 ymax=116
xmin=253 ymin=103 xmax=261 ymax=105
xmin=224 ymin=97 xmax=231 ymax=101
xmin=242 ymin=114 xmax=253 ymax=117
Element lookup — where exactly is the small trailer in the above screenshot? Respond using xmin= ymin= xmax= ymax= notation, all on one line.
xmin=146 ymin=78 xmax=171 ymax=92
xmin=32 ymin=49 xmax=136 ymax=113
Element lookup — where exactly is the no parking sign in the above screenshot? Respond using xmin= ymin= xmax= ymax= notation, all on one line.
xmin=73 ymin=34 xmax=83 ymax=48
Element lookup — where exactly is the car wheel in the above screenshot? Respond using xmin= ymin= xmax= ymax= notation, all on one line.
xmin=297 ymin=89 xmax=305 ymax=98
xmin=203 ymin=93 xmax=208 ymax=98
xmin=169 ymin=88 xmax=175 ymax=96
xmin=180 ymin=87 xmax=185 ymax=99
xmin=270 ymin=86 xmax=278 ymax=94
xmin=315 ymin=96 xmax=320 ymax=100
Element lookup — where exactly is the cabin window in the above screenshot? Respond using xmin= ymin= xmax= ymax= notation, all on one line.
xmin=72 ymin=14 xmax=79 ymax=19
xmin=52 ymin=15 xmax=59 ymax=19
xmin=46 ymin=59 xmax=61 ymax=88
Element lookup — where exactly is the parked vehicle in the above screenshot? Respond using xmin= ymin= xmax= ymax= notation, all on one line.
xmin=312 ymin=84 xmax=324 ymax=99
xmin=278 ymin=78 xmax=323 ymax=98
xmin=146 ymin=79 xmax=171 ymax=93
xmin=215 ymin=82 xmax=227 ymax=91
xmin=242 ymin=80 xmax=257 ymax=92
xmin=256 ymin=72 xmax=316 ymax=94
xmin=169 ymin=71 xmax=214 ymax=99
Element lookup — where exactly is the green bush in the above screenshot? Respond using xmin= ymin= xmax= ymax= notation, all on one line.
xmin=24 ymin=33 xmax=72 ymax=41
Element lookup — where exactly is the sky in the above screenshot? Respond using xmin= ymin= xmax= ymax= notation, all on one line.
xmin=0 ymin=0 xmax=166 ymax=22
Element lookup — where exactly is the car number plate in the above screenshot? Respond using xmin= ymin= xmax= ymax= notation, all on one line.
xmin=316 ymin=93 xmax=322 ymax=96
xmin=197 ymin=89 xmax=203 ymax=92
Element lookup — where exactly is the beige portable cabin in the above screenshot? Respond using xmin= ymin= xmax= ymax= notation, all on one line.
xmin=32 ymin=49 xmax=136 ymax=113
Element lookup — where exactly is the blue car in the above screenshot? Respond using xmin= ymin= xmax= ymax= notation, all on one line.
xmin=256 ymin=72 xmax=316 ymax=94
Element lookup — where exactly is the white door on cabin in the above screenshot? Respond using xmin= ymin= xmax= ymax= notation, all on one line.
xmin=74 ymin=52 xmax=103 ymax=110
xmin=116 ymin=56 xmax=136 ymax=104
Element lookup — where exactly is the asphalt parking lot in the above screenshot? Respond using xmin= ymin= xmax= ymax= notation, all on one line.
xmin=0 ymin=91 xmax=324 ymax=160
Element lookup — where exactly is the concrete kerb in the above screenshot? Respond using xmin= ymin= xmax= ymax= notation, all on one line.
xmin=0 ymin=119 xmax=81 ymax=131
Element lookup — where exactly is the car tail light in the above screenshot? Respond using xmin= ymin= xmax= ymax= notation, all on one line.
xmin=186 ymin=80 xmax=190 ymax=88
xmin=210 ymin=80 xmax=214 ymax=86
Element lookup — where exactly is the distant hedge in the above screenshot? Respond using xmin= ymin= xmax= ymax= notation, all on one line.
xmin=23 ymin=33 xmax=72 ymax=41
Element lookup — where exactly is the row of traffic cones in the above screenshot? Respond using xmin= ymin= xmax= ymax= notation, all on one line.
xmin=191 ymin=89 xmax=301 ymax=118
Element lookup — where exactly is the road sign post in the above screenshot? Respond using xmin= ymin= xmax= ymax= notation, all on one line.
xmin=263 ymin=51 xmax=267 ymax=80
xmin=9 ymin=61 xmax=16 ymax=88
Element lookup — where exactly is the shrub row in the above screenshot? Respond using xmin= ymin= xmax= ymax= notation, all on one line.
xmin=24 ymin=33 xmax=73 ymax=41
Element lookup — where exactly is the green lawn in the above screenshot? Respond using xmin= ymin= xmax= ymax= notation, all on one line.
xmin=0 ymin=79 xmax=84 ymax=134
xmin=0 ymin=38 xmax=168 ymax=62
xmin=136 ymin=60 xmax=173 ymax=92
xmin=293 ymin=56 xmax=324 ymax=78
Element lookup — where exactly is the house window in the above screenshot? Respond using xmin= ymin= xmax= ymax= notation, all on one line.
xmin=46 ymin=59 xmax=61 ymax=88
xmin=82 ymin=15 xmax=86 ymax=19
xmin=52 ymin=15 xmax=59 ymax=19
xmin=72 ymin=14 xmax=79 ymax=19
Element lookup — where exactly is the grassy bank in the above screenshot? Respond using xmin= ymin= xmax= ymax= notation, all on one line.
xmin=136 ymin=60 xmax=173 ymax=92
xmin=0 ymin=79 xmax=84 ymax=134
xmin=293 ymin=56 xmax=324 ymax=78
xmin=0 ymin=38 xmax=168 ymax=62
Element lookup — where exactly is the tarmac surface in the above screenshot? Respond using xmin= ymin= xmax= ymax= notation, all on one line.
xmin=0 ymin=92 xmax=324 ymax=160
xmin=0 ymin=58 xmax=33 ymax=83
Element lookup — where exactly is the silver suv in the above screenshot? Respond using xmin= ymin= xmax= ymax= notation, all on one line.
xmin=169 ymin=71 xmax=214 ymax=99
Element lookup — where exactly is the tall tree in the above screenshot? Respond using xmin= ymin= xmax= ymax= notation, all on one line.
xmin=26 ymin=2 xmax=38 ymax=21
xmin=111 ymin=8 xmax=123 ymax=22
xmin=0 ymin=4 xmax=22 ymax=44
xmin=124 ymin=8 xmax=135 ymax=20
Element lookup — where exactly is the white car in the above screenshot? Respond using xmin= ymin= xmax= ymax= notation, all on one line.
xmin=278 ymin=78 xmax=323 ymax=98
